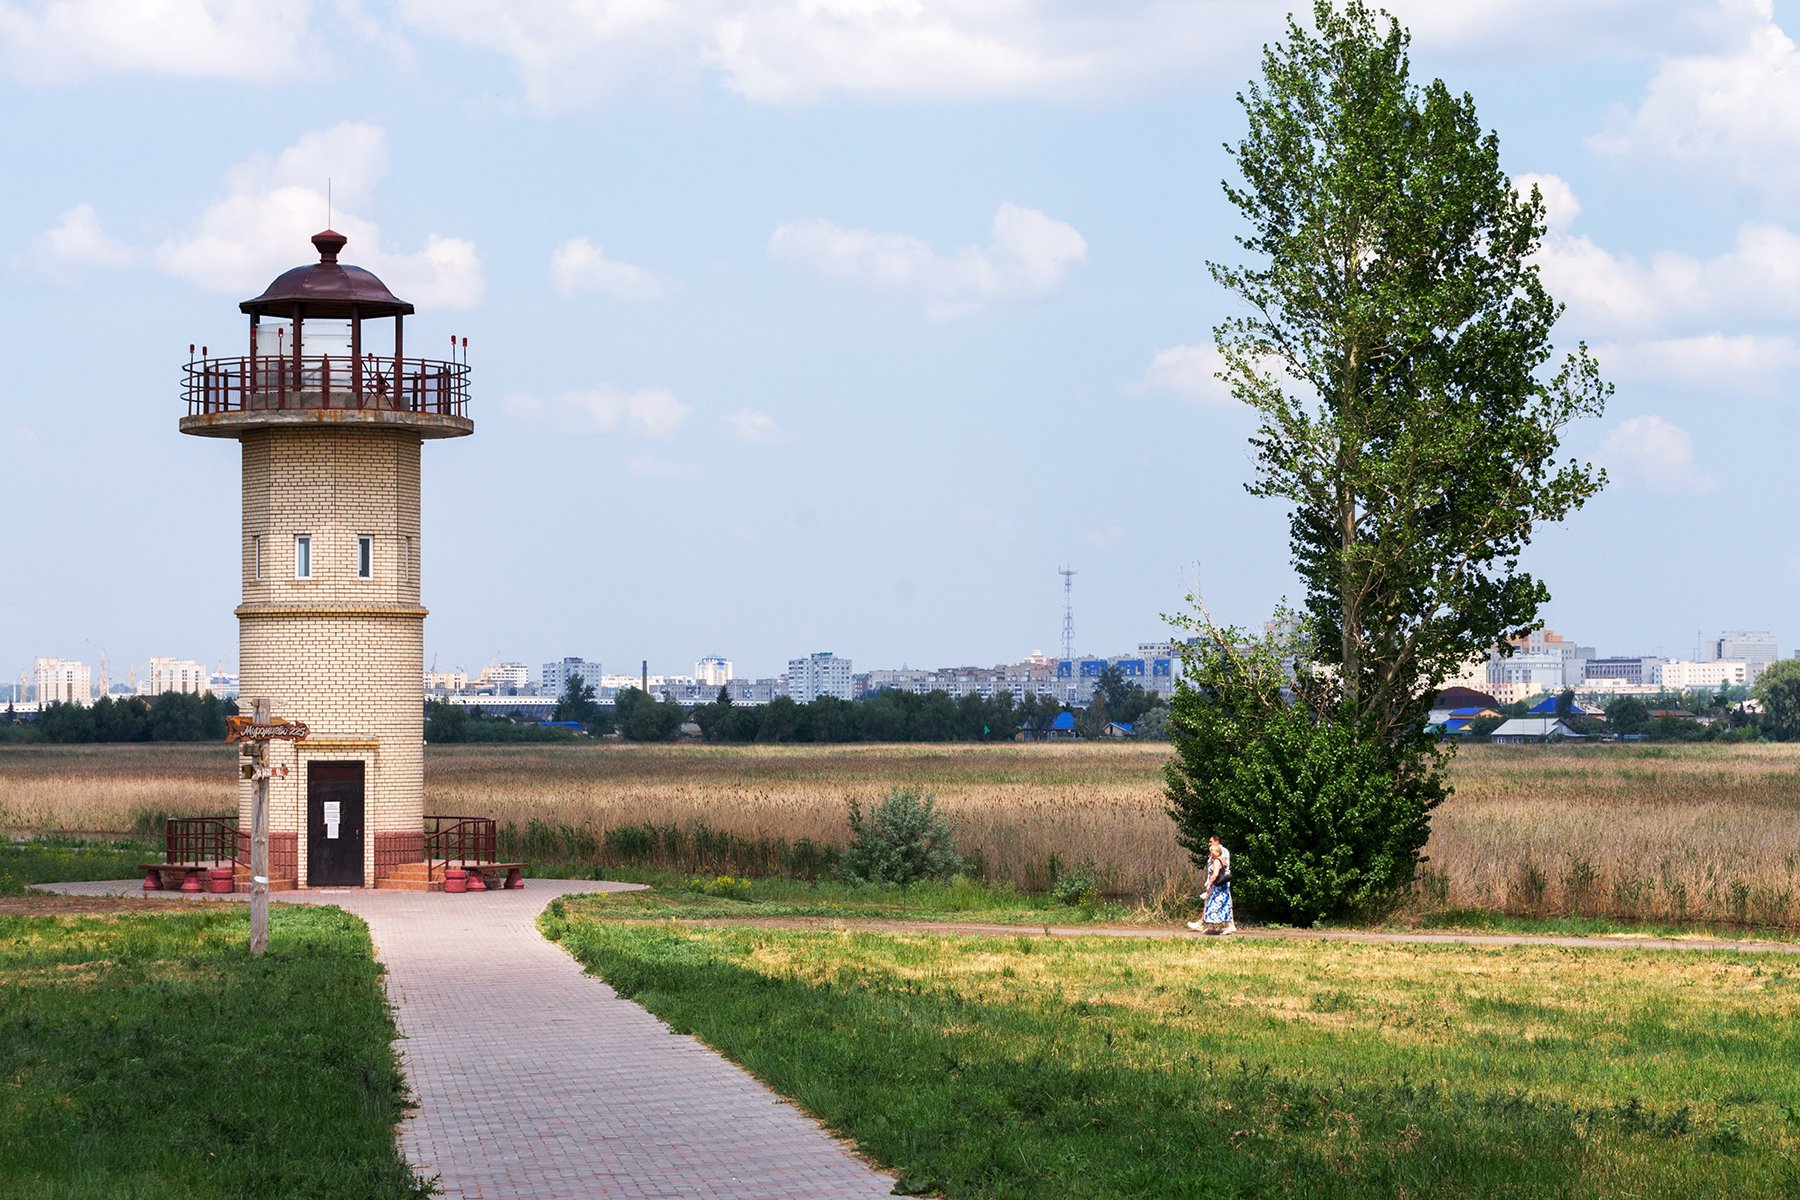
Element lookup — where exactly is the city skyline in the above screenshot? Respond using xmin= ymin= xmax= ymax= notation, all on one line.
xmin=5 ymin=2 xmax=1799 ymax=681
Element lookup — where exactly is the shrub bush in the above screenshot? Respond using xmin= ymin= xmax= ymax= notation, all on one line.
xmin=838 ymin=787 xmax=968 ymax=886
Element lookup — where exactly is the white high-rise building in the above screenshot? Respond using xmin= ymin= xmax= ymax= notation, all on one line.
xmin=786 ymin=651 xmax=854 ymax=702
xmin=542 ymin=657 xmax=601 ymax=697
xmin=695 ymin=656 xmax=733 ymax=687
xmin=477 ymin=662 xmax=531 ymax=692
xmin=34 ymin=657 xmax=92 ymax=706
xmin=1659 ymin=659 xmax=1749 ymax=690
xmin=147 ymin=657 xmax=211 ymax=696
xmin=1713 ymin=631 xmax=1778 ymax=684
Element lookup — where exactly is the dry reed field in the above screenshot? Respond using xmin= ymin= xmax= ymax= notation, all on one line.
xmin=5 ymin=740 xmax=1799 ymax=926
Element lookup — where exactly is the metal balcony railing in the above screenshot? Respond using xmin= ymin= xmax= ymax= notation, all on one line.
xmin=182 ymin=354 xmax=469 ymax=418
xmin=423 ymin=815 xmax=499 ymax=882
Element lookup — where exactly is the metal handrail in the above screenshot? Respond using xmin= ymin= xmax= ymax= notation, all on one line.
xmin=164 ymin=816 xmax=241 ymax=866
xmin=182 ymin=354 xmax=470 ymax=418
xmin=423 ymin=814 xmax=498 ymax=881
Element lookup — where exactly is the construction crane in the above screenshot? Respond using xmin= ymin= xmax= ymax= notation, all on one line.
xmin=86 ymin=639 xmax=109 ymax=700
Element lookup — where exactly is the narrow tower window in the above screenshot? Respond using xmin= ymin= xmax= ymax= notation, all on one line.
xmin=295 ymin=534 xmax=312 ymax=580
xmin=402 ymin=535 xmax=413 ymax=583
xmin=357 ymin=535 xmax=373 ymax=579
xmin=252 ymin=535 xmax=262 ymax=580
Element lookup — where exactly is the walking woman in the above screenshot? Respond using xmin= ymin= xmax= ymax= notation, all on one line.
xmin=1187 ymin=841 xmax=1236 ymax=935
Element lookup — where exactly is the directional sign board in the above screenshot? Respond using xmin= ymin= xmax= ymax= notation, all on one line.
xmin=226 ymin=716 xmax=310 ymax=743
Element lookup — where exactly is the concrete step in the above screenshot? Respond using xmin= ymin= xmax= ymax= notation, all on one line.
xmin=375 ymin=877 xmax=440 ymax=891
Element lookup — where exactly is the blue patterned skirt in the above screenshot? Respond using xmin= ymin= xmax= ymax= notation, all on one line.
xmin=1204 ymin=882 xmax=1233 ymax=924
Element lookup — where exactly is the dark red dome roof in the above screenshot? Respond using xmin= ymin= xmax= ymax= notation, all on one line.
xmin=239 ymin=230 xmax=414 ymax=319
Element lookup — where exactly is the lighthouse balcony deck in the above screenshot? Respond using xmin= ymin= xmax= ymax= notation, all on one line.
xmin=179 ymin=354 xmax=473 ymax=438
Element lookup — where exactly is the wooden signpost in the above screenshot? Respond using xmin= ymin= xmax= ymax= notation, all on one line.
xmin=226 ymin=700 xmax=308 ymax=956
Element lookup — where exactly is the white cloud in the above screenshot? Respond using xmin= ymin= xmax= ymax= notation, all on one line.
xmin=17 ymin=204 xmax=136 ymax=283
xmin=151 ymin=123 xmax=482 ymax=309
xmin=1595 ymin=334 xmax=1800 ymax=388
xmin=628 ymin=454 xmax=700 ymax=480
xmin=550 ymin=237 xmax=670 ymax=300
xmin=770 ymin=202 xmax=1085 ymax=317
xmin=400 ymin=1 xmax=1262 ymax=111
xmin=0 ymin=0 xmax=322 ymax=83
xmin=1600 ymin=415 xmax=1716 ymax=493
xmin=1513 ymin=172 xmax=1581 ymax=233
xmin=1136 ymin=344 xmax=1237 ymax=407
xmin=720 ymin=408 xmax=783 ymax=443
xmin=1593 ymin=0 xmax=1800 ymax=201
xmin=1527 ymin=178 xmax=1800 ymax=338
xmin=504 ymin=386 xmax=691 ymax=439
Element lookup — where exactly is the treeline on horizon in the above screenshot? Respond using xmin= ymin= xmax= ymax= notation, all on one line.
xmin=426 ymin=669 xmax=1171 ymax=745
xmin=1 ymin=692 xmax=237 ymax=744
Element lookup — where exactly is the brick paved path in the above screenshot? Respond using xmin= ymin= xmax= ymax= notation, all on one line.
xmin=43 ymin=879 xmax=899 ymax=1199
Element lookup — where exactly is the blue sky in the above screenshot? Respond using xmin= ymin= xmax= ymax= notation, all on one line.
xmin=3 ymin=0 xmax=1797 ymax=685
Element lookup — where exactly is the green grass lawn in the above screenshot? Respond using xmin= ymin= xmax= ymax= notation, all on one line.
xmin=551 ymin=891 xmax=1800 ymax=1199
xmin=0 ymin=837 xmax=150 ymax=894
xmin=570 ymin=871 xmax=1137 ymax=924
xmin=0 ymin=905 xmax=427 ymax=1200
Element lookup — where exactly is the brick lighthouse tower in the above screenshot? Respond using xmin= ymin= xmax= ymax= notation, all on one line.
xmin=181 ymin=230 xmax=471 ymax=889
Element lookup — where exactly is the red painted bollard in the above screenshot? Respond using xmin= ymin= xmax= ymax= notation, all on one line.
xmin=467 ymin=869 xmax=488 ymax=892
xmin=443 ymin=868 xmax=468 ymax=894
xmin=180 ymin=870 xmax=204 ymax=893
xmin=505 ymin=868 xmax=524 ymax=889
xmin=143 ymin=869 xmax=162 ymax=890
xmin=209 ymin=867 xmax=236 ymax=894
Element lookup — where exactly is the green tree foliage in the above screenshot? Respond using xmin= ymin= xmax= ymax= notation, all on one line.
xmin=838 ymin=787 xmax=969 ymax=886
xmin=553 ymin=673 xmax=602 ymax=728
xmin=422 ymin=699 xmax=574 ymax=743
xmin=1752 ymin=659 xmax=1800 ymax=740
xmin=1166 ymin=620 xmax=1434 ymax=926
xmin=1213 ymin=0 xmax=1607 ymax=737
xmin=1166 ymin=2 xmax=1607 ymax=922
xmin=613 ymin=687 xmax=685 ymax=742
xmin=1604 ymin=695 xmax=1652 ymax=736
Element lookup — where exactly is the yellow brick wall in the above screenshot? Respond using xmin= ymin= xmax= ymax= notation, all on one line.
xmin=236 ymin=426 xmax=428 ymax=887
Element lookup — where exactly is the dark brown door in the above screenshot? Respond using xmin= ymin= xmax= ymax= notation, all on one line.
xmin=307 ymin=761 xmax=365 ymax=887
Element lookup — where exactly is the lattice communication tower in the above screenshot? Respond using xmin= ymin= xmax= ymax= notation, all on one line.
xmin=1059 ymin=566 xmax=1076 ymax=662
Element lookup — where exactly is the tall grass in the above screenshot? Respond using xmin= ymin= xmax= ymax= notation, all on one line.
xmin=7 ymin=740 xmax=1800 ymax=928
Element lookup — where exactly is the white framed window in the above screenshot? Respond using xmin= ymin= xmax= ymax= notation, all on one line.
xmin=295 ymin=534 xmax=312 ymax=580
xmin=357 ymin=535 xmax=373 ymax=579
xmin=252 ymin=534 xmax=262 ymax=581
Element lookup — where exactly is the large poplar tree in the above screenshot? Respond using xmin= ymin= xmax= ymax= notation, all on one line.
xmin=1166 ymin=1 xmax=1609 ymax=923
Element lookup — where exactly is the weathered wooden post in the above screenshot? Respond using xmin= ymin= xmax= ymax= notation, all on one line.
xmin=250 ymin=697 xmax=271 ymax=956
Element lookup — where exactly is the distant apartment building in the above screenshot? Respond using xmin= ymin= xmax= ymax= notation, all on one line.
xmin=423 ymin=669 xmax=468 ymax=695
xmin=1052 ymin=644 xmax=1180 ymax=705
xmin=146 ymin=657 xmax=210 ymax=696
xmin=1488 ymin=628 xmax=1593 ymax=691
xmin=209 ymin=670 xmax=239 ymax=699
xmin=1581 ymin=656 xmax=1667 ymax=687
xmin=725 ymin=678 xmax=781 ymax=705
xmin=1713 ymin=631 xmax=1778 ymax=683
xmin=695 ymin=656 xmax=733 ymax=687
xmin=34 ymin=657 xmax=92 ymax=706
xmin=542 ymin=657 xmax=602 ymax=697
xmin=786 ymin=652 xmax=854 ymax=702
xmin=1658 ymin=659 xmax=1749 ymax=690
xmin=475 ymin=662 xmax=531 ymax=693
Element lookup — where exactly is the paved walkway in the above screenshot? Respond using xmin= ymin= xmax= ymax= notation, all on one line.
xmin=42 ymin=879 xmax=899 ymax=1200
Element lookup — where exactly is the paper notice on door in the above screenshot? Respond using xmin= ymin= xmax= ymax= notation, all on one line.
xmin=323 ymin=801 xmax=341 ymax=822
xmin=325 ymin=822 xmax=339 ymax=840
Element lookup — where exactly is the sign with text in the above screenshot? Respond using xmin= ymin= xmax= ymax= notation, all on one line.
xmin=226 ymin=716 xmax=310 ymax=743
